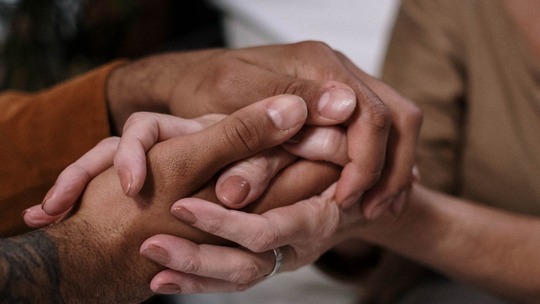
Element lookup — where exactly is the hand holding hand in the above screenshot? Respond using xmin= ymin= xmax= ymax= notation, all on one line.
xmin=107 ymin=41 xmax=422 ymax=217
xmin=43 ymin=94 xmax=342 ymax=302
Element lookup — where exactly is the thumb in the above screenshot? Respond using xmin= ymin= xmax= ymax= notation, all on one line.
xmin=145 ymin=94 xmax=308 ymax=197
xmin=202 ymin=94 xmax=308 ymax=161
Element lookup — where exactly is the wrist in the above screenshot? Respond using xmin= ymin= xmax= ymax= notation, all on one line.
xmin=47 ymin=215 xmax=157 ymax=303
xmin=105 ymin=59 xmax=169 ymax=135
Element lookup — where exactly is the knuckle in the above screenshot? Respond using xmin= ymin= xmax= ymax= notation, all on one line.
xmin=305 ymin=199 xmax=340 ymax=237
xmin=210 ymin=60 xmax=246 ymax=98
xmin=246 ymin=229 xmax=279 ymax=253
xmin=272 ymin=78 xmax=310 ymax=98
xmin=223 ymin=116 xmax=265 ymax=153
xmin=366 ymin=99 xmax=392 ymax=131
xmin=228 ymin=262 xmax=262 ymax=284
xmin=64 ymin=163 xmax=92 ymax=183
xmin=293 ymin=40 xmax=334 ymax=57
xmin=200 ymin=219 xmax=224 ymax=236
xmin=290 ymin=41 xmax=342 ymax=80
xmin=400 ymin=101 xmax=424 ymax=132
xmin=180 ymin=256 xmax=201 ymax=274
xmin=124 ymin=111 xmax=149 ymax=125
xmin=245 ymin=155 xmax=273 ymax=175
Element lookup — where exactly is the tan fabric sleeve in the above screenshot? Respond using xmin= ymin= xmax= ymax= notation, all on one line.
xmin=0 ymin=61 xmax=126 ymax=236
xmin=381 ymin=0 xmax=466 ymax=194
xmin=361 ymin=1 xmax=470 ymax=302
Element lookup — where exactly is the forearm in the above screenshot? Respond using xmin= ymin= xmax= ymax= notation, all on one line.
xmin=0 ymin=230 xmax=64 ymax=303
xmin=357 ymin=183 xmax=540 ymax=302
xmin=0 ymin=215 xmax=158 ymax=303
xmin=44 ymin=138 xmax=338 ymax=302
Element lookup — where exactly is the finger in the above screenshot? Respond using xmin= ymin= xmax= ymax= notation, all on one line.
xmin=199 ymin=56 xmax=357 ymax=125
xmin=244 ymin=42 xmax=393 ymax=208
xmin=150 ymin=270 xmax=252 ymax=294
xmin=141 ymin=235 xmax=275 ymax=285
xmin=23 ymin=205 xmax=63 ymax=228
xmin=282 ymin=126 xmax=348 ymax=166
xmin=151 ymin=94 xmax=309 ymax=198
xmin=338 ymin=54 xmax=422 ymax=218
xmin=41 ymin=137 xmax=119 ymax=216
xmin=115 ymin=112 xmax=224 ymax=196
xmin=215 ymin=147 xmax=297 ymax=208
xmin=170 ymin=186 xmax=341 ymax=253
xmin=334 ymin=81 xmax=391 ymax=208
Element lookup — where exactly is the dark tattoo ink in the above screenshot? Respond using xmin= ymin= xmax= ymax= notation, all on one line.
xmin=0 ymin=230 xmax=64 ymax=303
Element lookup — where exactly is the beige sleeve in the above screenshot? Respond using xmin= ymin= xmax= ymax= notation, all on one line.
xmin=381 ymin=0 xmax=466 ymax=194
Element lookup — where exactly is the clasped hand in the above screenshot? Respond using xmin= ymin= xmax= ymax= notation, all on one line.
xmin=23 ymin=42 xmax=422 ymax=295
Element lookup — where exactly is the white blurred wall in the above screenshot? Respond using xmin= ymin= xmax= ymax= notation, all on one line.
xmin=209 ymin=0 xmax=399 ymax=76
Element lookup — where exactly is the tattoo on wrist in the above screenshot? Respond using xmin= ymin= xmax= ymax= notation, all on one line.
xmin=0 ymin=230 xmax=64 ymax=303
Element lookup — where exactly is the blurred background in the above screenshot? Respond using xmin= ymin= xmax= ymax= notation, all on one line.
xmin=0 ymin=0 xmax=225 ymax=91
xmin=0 ymin=0 xmax=398 ymax=92
xmin=0 ymin=1 xmax=398 ymax=303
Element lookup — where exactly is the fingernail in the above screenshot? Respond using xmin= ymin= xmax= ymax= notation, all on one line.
xmin=266 ymin=96 xmax=307 ymax=130
xmin=21 ymin=209 xmax=28 ymax=218
xmin=41 ymin=186 xmax=55 ymax=211
xmin=141 ymin=244 xmax=170 ymax=265
xmin=318 ymin=88 xmax=355 ymax=121
xmin=219 ymin=175 xmax=250 ymax=205
xmin=118 ymin=167 xmax=132 ymax=195
xmin=171 ymin=206 xmax=197 ymax=224
xmin=155 ymin=283 xmax=181 ymax=294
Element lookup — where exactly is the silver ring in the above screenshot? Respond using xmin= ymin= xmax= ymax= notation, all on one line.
xmin=266 ymin=248 xmax=283 ymax=277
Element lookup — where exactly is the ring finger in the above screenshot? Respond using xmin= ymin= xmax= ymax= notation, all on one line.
xmin=141 ymin=235 xmax=289 ymax=286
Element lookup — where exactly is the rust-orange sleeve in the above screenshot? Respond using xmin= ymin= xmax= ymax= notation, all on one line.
xmin=0 ymin=61 xmax=126 ymax=236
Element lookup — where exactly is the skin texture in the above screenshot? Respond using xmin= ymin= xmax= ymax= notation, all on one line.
xmin=16 ymin=41 xmax=422 ymax=298
xmin=356 ymin=184 xmax=540 ymax=303
xmin=1 ymin=95 xmax=339 ymax=303
xmin=154 ymin=176 xmax=540 ymax=303
xmin=35 ymin=41 xmax=419 ymax=222
xmin=105 ymin=41 xmax=422 ymax=215
xmin=0 ymin=231 xmax=63 ymax=303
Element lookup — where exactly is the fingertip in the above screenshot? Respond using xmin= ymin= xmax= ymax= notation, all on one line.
xmin=117 ymin=166 xmax=133 ymax=196
xmin=317 ymin=85 xmax=356 ymax=122
xmin=265 ymin=95 xmax=308 ymax=131
xmin=23 ymin=206 xmax=60 ymax=228
xmin=217 ymin=175 xmax=251 ymax=208
xmin=150 ymin=273 xmax=182 ymax=294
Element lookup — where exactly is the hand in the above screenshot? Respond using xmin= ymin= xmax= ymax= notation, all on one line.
xmin=44 ymin=94 xmax=341 ymax=302
xmin=31 ymin=41 xmax=421 ymax=227
xmin=141 ymin=183 xmax=366 ymax=294
xmin=108 ymin=41 xmax=422 ymax=217
xmin=23 ymin=112 xmax=225 ymax=226
xmin=24 ymin=111 xmax=343 ymax=227
xmin=142 ymin=98 xmax=419 ymax=293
